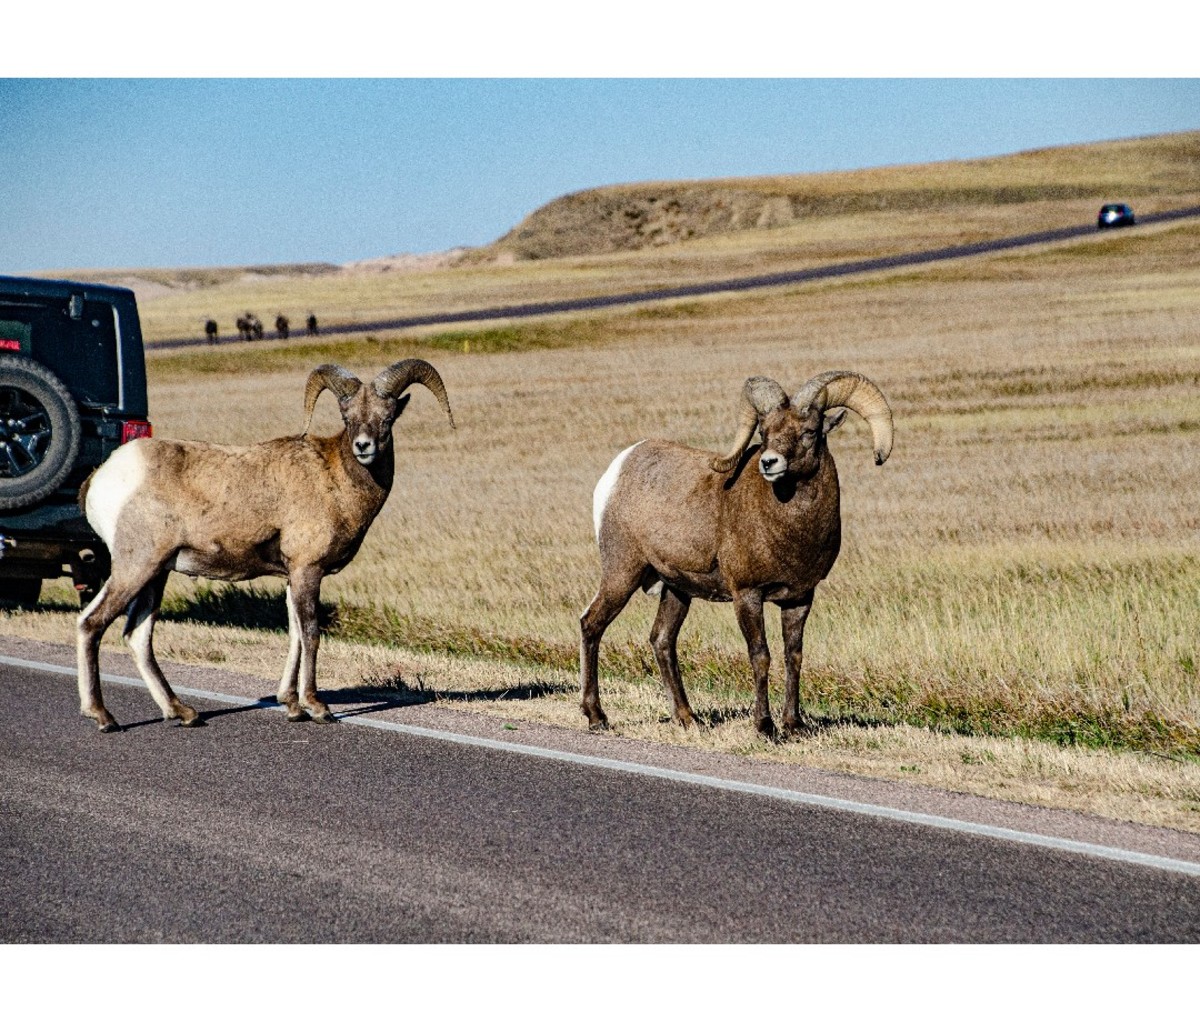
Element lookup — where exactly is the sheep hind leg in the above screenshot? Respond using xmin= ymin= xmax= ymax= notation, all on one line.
xmin=649 ymin=586 xmax=696 ymax=727
xmin=124 ymin=571 xmax=202 ymax=727
xmin=76 ymin=565 xmax=165 ymax=732
xmin=579 ymin=567 xmax=643 ymax=730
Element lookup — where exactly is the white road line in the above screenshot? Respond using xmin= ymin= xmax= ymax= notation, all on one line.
xmin=7 ymin=652 xmax=1200 ymax=878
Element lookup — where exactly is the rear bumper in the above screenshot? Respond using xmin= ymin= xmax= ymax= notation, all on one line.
xmin=0 ymin=504 xmax=109 ymax=585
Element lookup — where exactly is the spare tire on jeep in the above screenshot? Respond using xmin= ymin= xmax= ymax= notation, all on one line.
xmin=0 ymin=354 xmax=82 ymax=511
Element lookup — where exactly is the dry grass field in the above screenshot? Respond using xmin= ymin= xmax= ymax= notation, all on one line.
xmin=8 ymin=133 xmax=1200 ymax=831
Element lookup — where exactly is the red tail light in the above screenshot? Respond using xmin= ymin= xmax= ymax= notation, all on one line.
xmin=121 ymin=420 xmax=153 ymax=443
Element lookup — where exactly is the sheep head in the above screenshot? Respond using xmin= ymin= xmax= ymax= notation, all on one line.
xmin=303 ymin=359 xmax=455 ymax=466
xmin=710 ymin=370 xmax=893 ymax=479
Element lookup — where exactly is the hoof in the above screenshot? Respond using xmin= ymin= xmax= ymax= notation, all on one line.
xmin=582 ymin=704 xmax=609 ymax=731
xmin=173 ymin=705 xmax=204 ymax=727
xmin=755 ymin=716 xmax=778 ymax=741
xmin=310 ymin=710 xmax=338 ymax=724
xmin=674 ymin=709 xmax=697 ymax=729
xmin=84 ymin=709 xmax=120 ymax=733
xmin=286 ymin=708 xmax=311 ymax=723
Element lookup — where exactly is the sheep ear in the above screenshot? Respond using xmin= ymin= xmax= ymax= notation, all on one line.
xmin=822 ymin=408 xmax=848 ymax=435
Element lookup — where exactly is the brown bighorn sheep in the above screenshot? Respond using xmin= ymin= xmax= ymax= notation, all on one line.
xmin=76 ymin=359 xmax=455 ymax=732
xmin=580 ymin=370 xmax=893 ymax=738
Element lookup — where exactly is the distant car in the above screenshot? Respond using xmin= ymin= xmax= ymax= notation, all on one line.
xmin=1097 ymin=203 xmax=1136 ymax=229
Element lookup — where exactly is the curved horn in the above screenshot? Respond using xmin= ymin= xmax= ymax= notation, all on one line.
xmin=303 ymin=364 xmax=362 ymax=434
xmin=793 ymin=370 xmax=894 ymax=465
xmin=372 ymin=358 xmax=456 ymax=429
xmin=710 ymin=376 xmax=789 ymax=473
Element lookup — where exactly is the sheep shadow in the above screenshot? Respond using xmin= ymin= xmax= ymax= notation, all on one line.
xmin=159 ymin=584 xmax=335 ymax=632
xmin=318 ymin=677 xmax=571 ymax=719
xmin=691 ymin=704 xmax=885 ymax=743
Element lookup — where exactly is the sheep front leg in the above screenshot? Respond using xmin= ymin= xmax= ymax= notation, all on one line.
xmin=733 ymin=590 xmax=775 ymax=739
xmin=780 ymin=591 xmax=814 ymax=736
xmin=276 ymin=583 xmax=306 ymax=721
xmin=278 ymin=570 xmax=335 ymax=724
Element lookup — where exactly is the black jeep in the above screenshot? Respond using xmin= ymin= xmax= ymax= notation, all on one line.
xmin=0 ymin=275 xmax=152 ymax=607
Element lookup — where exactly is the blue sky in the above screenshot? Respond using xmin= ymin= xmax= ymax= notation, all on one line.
xmin=4 ymin=76 xmax=1199 ymax=272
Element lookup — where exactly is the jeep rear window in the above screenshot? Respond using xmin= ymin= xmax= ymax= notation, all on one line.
xmin=0 ymin=298 xmax=121 ymax=406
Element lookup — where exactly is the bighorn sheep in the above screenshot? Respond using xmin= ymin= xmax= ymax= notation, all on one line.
xmin=75 ymin=359 xmax=455 ymax=732
xmin=580 ymin=370 xmax=893 ymax=738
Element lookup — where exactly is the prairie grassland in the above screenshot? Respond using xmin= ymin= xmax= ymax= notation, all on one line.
xmin=9 ymin=217 xmax=1200 ymax=830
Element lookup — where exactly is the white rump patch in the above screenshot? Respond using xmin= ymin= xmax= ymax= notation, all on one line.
xmin=85 ymin=441 xmax=147 ymax=548
xmin=592 ymin=441 xmax=644 ymax=541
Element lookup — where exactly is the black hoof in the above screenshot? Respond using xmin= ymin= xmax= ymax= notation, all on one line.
xmin=286 ymin=709 xmax=311 ymax=723
xmin=98 ymin=721 xmax=121 ymax=734
xmin=178 ymin=716 xmax=208 ymax=728
xmin=311 ymin=711 xmax=338 ymax=724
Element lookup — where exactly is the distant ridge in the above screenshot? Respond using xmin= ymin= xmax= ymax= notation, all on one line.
xmin=483 ymin=131 xmax=1200 ymax=260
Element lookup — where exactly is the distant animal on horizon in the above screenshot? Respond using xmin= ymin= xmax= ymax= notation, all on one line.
xmin=307 ymin=313 xmax=319 ymax=336
xmin=204 ymin=319 xmax=218 ymax=344
xmin=276 ymin=314 xmax=289 ymax=340
xmin=249 ymin=314 xmax=264 ymax=340
xmin=236 ymin=315 xmax=252 ymax=341
xmin=75 ymin=358 xmax=457 ymax=733
xmin=580 ymin=369 xmax=894 ymax=739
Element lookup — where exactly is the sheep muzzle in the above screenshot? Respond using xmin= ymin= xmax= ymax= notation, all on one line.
xmin=352 ymin=434 xmax=379 ymax=465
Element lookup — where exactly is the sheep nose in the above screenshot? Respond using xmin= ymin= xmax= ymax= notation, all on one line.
xmin=760 ymin=453 xmax=781 ymax=471
xmin=355 ymin=439 xmax=371 ymax=452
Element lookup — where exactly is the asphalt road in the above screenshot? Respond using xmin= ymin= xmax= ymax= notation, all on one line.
xmin=154 ymin=204 xmax=1200 ymax=350
xmin=3 ymin=652 xmax=1198 ymax=943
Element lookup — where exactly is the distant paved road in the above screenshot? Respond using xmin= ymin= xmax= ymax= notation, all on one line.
xmin=3 ymin=654 xmax=1198 ymax=942
xmin=153 ymin=204 xmax=1200 ymax=351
